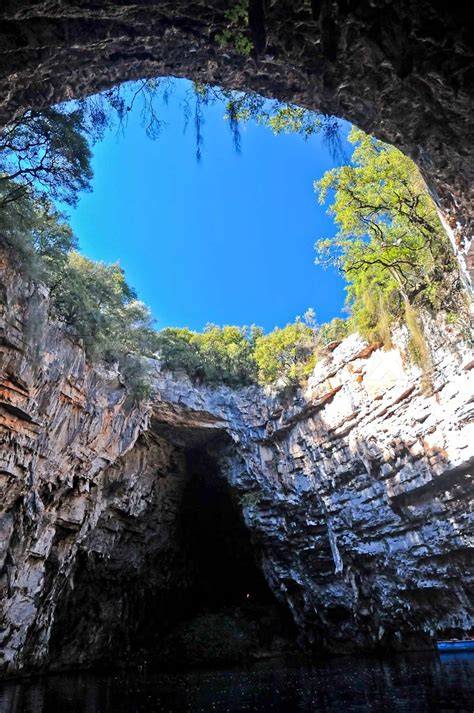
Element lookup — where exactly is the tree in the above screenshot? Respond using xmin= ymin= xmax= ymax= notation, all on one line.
xmin=156 ymin=319 xmax=325 ymax=389
xmin=155 ymin=324 xmax=258 ymax=387
xmin=0 ymin=106 xmax=93 ymax=208
xmin=314 ymin=128 xmax=463 ymax=353
xmin=50 ymin=252 xmax=157 ymax=357
xmin=195 ymin=324 xmax=257 ymax=386
xmin=155 ymin=328 xmax=202 ymax=376
xmin=253 ymin=321 xmax=317 ymax=386
xmin=0 ymin=180 xmax=77 ymax=278
xmin=317 ymin=317 xmax=349 ymax=347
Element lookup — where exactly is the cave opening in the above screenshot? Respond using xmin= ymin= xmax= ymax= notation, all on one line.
xmin=46 ymin=438 xmax=296 ymax=672
xmin=146 ymin=445 xmax=297 ymax=668
xmin=180 ymin=448 xmax=273 ymax=611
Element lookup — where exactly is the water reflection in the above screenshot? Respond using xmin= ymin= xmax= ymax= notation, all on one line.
xmin=1 ymin=653 xmax=473 ymax=713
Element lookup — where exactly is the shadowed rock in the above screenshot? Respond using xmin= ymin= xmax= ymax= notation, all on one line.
xmin=0 ymin=252 xmax=472 ymax=676
xmin=0 ymin=1 xmax=472 ymax=278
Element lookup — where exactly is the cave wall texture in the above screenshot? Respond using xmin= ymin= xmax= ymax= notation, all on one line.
xmin=0 ymin=254 xmax=473 ymax=676
xmin=0 ymin=0 xmax=472 ymax=276
xmin=0 ymin=0 xmax=473 ymax=677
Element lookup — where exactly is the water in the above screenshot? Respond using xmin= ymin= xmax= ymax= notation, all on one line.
xmin=1 ymin=653 xmax=473 ymax=713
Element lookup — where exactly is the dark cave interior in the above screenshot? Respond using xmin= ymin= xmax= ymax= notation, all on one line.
xmin=181 ymin=448 xmax=274 ymax=610
xmin=45 ymin=442 xmax=296 ymax=671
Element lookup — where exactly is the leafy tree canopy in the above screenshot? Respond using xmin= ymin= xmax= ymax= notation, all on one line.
xmin=0 ymin=180 xmax=77 ymax=279
xmin=318 ymin=317 xmax=349 ymax=346
xmin=253 ymin=320 xmax=317 ymax=386
xmin=189 ymin=82 xmax=343 ymax=158
xmin=194 ymin=324 xmax=259 ymax=386
xmin=0 ymin=106 xmax=93 ymax=208
xmin=155 ymin=324 xmax=259 ymax=387
xmin=154 ymin=327 xmax=202 ymax=376
xmin=315 ymin=128 xmax=464 ymax=354
xmin=50 ymin=251 xmax=158 ymax=362
xmin=155 ymin=318 xmax=321 ymax=388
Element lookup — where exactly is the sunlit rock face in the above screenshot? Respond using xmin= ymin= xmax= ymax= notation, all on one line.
xmin=0 ymin=1 xmax=472 ymax=279
xmin=0 ymin=258 xmax=473 ymax=676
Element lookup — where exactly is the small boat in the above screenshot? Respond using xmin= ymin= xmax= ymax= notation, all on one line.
xmin=436 ymin=638 xmax=474 ymax=653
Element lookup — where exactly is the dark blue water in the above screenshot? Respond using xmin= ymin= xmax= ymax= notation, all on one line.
xmin=1 ymin=653 xmax=473 ymax=713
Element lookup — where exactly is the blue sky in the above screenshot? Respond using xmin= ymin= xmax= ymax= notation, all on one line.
xmin=67 ymin=79 xmax=349 ymax=332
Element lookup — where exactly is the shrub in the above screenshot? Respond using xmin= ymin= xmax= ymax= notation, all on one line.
xmin=155 ymin=328 xmax=202 ymax=377
xmin=50 ymin=251 xmax=158 ymax=362
xmin=194 ymin=324 xmax=258 ymax=386
xmin=317 ymin=317 xmax=350 ymax=348
xmin=0 ymin=184 xmax=77 ymax=279
xmin=253 ymin=322 xmax=317 ymax=386
xmin=155 ymin=324 xmax=258 ymax=387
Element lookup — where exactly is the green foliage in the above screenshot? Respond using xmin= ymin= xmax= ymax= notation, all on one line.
xmin=0 ymin=106 xmax=93 ymax=207
xmin=157 ymin=312 xmax=326 ymax=389
xmin=156 ymin=316 xmax=336 ymax=389
xmin=404 ymin=302 xmax=432 ymax=392
xmin=155 ymin=327 xmax=202 ymax=376
xmin=315 ymin=127 xmax=465 ymax=370
xmin=156 ymin=324 xmax=258 ymax=387
xmin=119 ymin=353 xmax=154 ymax=402
xmin=177 ymin=81 xmax=343 ymax=157
xmin=0 ymin=181 xmax=156 ymax=399
xmin=219 ymin=90 xmax=342 ymax=155
xmin=317 ymin=317 xmax=350 ymax=348
xmin=345 ymin=270 xmax=398 ymax=348
xmin=49 ymin=251 xmax=158 ymax=399
xmin=196 ymin=324 xmax=259 ymax=385
xmin=253 ymin=320 xmax=318 ymax=386
xmin=50 ymin=251 xmax=158 ymax=362
xmin=216 ymin=2 xmax=253 ymax=56
xmin=226 ymin=96 xmax=339 ymax=140
xmin=0 ymin=182 xmax=77 ymax=278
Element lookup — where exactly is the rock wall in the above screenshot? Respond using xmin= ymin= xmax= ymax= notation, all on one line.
xmin=1 ymin=259 xmax=473 ymax=676
xmin=224 ymin=334 xmax=474 ymax=652
xmin=0 ymin=1 xmax=472 ymax=279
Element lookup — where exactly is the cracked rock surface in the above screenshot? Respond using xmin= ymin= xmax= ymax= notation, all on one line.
xmin=1 ymin=257 xmax=473 ymax=676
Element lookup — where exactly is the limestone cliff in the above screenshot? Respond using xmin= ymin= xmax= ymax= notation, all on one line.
xmin=1 ymin=259 xmax=473 ymax=676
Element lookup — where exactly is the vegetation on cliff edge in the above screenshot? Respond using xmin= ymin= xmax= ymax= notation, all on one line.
xmin=314 ymin=127 xmax=467 ymax=385
xmin=0 ymin=84 xmax=468 ymax=397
